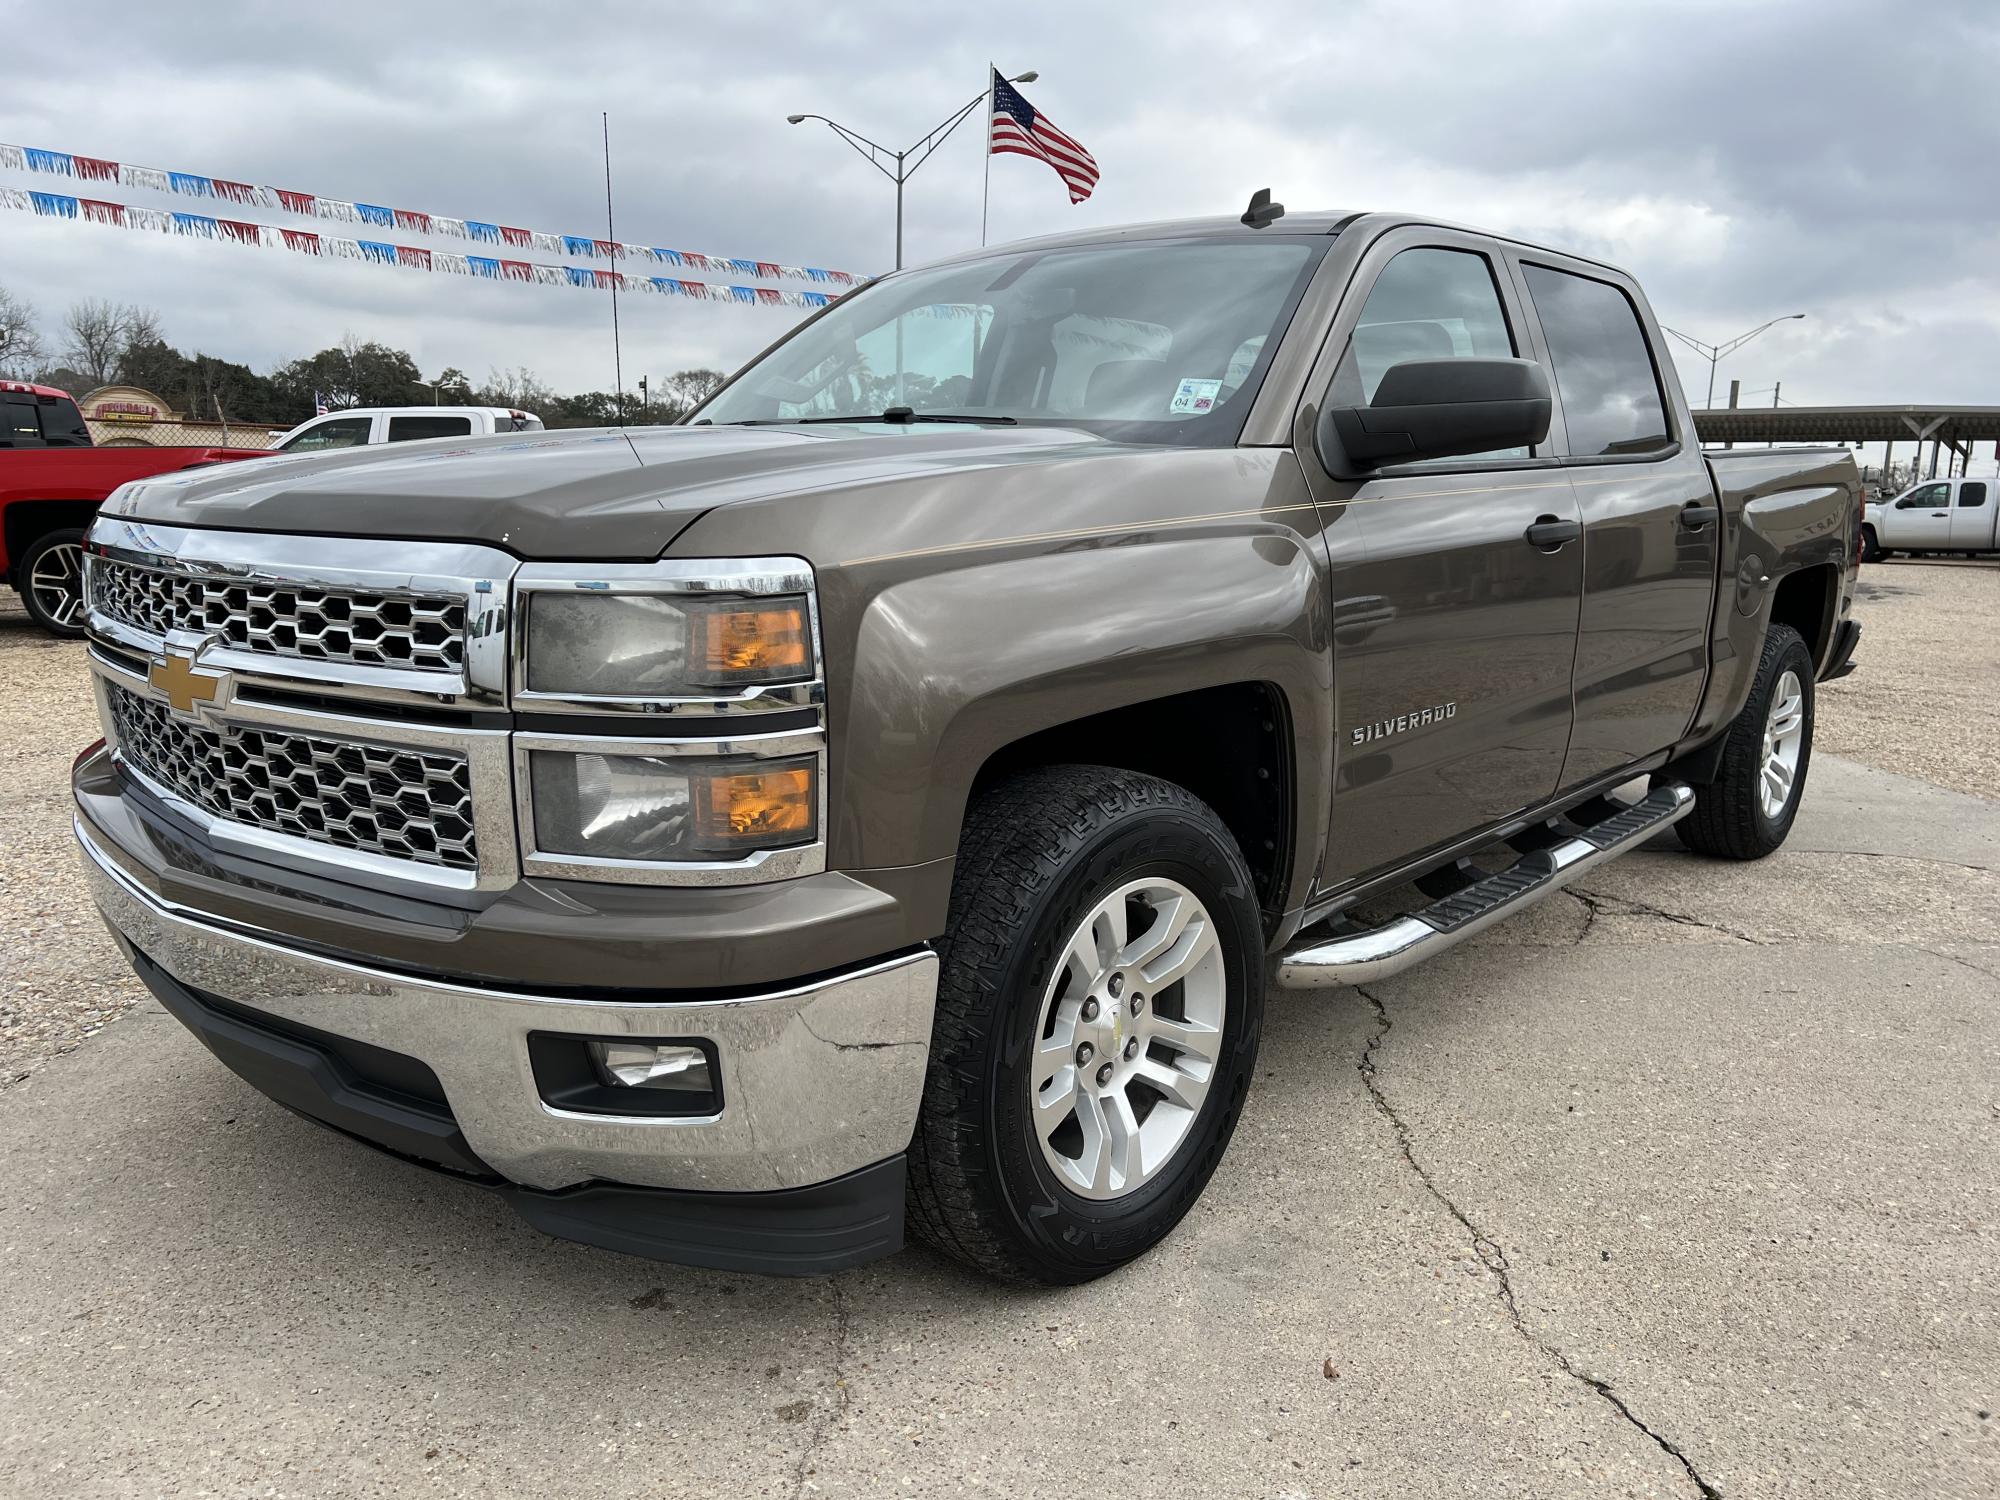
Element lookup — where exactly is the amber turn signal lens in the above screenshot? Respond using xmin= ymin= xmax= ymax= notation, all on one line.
xmin=688 ymin=601 xmax=812 ymax=684
xmin=692 ymin=761 xmax=816 ymax=847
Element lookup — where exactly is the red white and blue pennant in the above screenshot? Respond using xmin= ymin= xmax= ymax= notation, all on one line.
xmin=0 ymin=188 xmax=841 ymax=309
xmin=0 ymin=141 xmax=860 ymax=285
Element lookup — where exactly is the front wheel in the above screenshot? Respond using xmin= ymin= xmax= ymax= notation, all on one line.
xmin=1677 ymin=623 xmax=1814 ymax=860
xmin=1859 ymin=526 xmax=1882 ymax=564
xmin=907 ymin=765 xmax=1264 ymax=1284
xmin=18 ymin=528 xmax=89 ymax=638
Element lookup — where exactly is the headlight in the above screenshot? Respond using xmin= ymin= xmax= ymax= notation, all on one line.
xmin=527 ymin=749 xmax=817 ymax=862
xmin=525 ymin=592 xmax=814 ymax=699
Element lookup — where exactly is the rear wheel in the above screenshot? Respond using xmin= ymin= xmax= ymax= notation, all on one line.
xmin=907 ymin=765 xmax=1264 ymax=1284
xmin=1677 ymin=623 xmax=1814 ymax=860
xmin=18 ymin=529 xmax=88 ymax=638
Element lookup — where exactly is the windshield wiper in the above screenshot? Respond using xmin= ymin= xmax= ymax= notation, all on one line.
xmin=720 ymin=408 xmax=1017 ymax=427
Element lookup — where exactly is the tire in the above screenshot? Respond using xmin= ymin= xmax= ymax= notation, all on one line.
xmin=1859 ymin=526 xmax=1881 ymax=564
xmin=1677 ymin=623 xmax=1814 ymax=860
xmin=907 ymin=765 xmax=1265 ymax=1284
xmin=18 ymin=528 xmax=89 ymax=638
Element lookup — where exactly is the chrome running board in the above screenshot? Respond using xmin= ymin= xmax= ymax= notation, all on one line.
xmin=1276 ymin=783 xmax=1695 ymax=989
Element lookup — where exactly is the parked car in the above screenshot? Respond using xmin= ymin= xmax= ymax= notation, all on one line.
xmin=1861 ymin=475 xmax=1999 ymax=560
xmin=72 ymin=204 xmax=1861 ymax=1283
xmin=267 ymin=405 xmax=544 ymax=452
xmin=0 ymin=381 xmax=264 ymax=635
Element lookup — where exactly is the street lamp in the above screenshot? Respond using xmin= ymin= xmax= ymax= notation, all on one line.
xmin=1660 ymin=315 xmax=1806 ymax=409
xmin=787 ymin=70 xmax=1038 ymax=270
xmin=430 ymin=377 xmax=471 ymax=405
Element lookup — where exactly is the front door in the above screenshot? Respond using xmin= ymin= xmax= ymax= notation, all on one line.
xmin=1948 ymin=479 xmax=1994 ymax=550
xmin=1883 ymin=481 xmax=1953 ymax=548
xmin=1512 ymin=258 xmax=1719 ymax=787
xmin=1295 ymin=235 xmax=1584 ymax=888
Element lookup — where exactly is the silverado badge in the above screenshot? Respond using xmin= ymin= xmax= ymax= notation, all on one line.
xmin=1351 ymin=701 xmax=1457 ymax=747
xmin=149 ymin=649 xmax=232 ymax=721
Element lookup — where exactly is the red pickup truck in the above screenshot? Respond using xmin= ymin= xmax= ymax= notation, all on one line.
xmin=2 ymin=381 xmax=264 ymax=636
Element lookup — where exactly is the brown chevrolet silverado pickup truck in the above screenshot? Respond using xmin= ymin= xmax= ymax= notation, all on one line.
xmin=72 ymin=203 xmax=1861 ymax=1283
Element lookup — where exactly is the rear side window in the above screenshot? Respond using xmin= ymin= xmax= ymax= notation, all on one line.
xmin=1957 ymin=482 xmax=1987 ymax=507
xmin=1522 ymin=264 xmax=1671 ymax=458
xmin=387 ymin=414 xmax=475 ymax=443
xmin=281 ymin=415 xmax=373 ymax=452
xmin=1 ymin=395 xmax=42 ymax=447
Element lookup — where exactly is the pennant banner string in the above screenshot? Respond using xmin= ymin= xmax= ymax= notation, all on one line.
xmin=0 ymin=188 xmax=850 ymax=311
xmin=0 ymin=139 xmax=863 ymax=285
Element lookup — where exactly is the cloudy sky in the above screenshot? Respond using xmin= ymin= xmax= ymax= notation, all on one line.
xmin=4 ymin=0 xmax=1997 ymax=432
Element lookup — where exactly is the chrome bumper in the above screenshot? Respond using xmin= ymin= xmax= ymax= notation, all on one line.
xmin=78 ymin=822 xmax=937 ymax=1194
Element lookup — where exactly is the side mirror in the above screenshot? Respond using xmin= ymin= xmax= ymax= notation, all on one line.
xmin=1319 ymin=357 xmax=1552 ymax=471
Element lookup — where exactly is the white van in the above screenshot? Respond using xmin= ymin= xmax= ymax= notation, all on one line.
xmin=269 ymin=406 xmax=544 ymax=453
xmin=1861 ymin=475 xmax=2000 ymax=560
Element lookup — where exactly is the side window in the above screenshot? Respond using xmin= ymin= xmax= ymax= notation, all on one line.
xmin=281 ymin=416 xmax=373 ymax=453
xmin=1328 ymin=247 xmax=1521 ymax=463
xmin=1 ymin=395 xmax=44 ymax=448
xmin=1331 ymin=248 xmax=1516 ymax=406
xmin=387 ymin=415 xmax=475 ymax=443
xmin=38 ymin=398 xmax=91 ymax=446
xmin=1900 ymin=484 xmax=1948 ymax=509
xmin=1521 ymin=264 xmax=1671 ymax=458
xmin=1957 ymin=482 xmax=1987 ymax=507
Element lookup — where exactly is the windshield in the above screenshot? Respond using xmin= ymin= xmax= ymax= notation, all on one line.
xmin=696 ymin=237 xmax=1325 ymax=444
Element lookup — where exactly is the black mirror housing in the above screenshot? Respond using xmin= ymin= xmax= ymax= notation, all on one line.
xmin=1319 ymin=357 xmax=1552 ymax=471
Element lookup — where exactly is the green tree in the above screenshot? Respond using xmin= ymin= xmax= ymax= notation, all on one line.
xmin=271 ymin=338 xmax=423 ymax=415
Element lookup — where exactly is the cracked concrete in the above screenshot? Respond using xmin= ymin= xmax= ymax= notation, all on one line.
xmin=1356 ymin=984 xmax=1722 ymax=1499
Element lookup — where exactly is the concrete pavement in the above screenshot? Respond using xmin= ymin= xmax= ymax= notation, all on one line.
xmin=2 ymin=754 xmax=1995 ymax=1499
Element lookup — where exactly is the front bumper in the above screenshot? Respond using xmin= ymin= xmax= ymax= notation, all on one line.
xmin=80 ymin=818 xmax=937 ymax=1239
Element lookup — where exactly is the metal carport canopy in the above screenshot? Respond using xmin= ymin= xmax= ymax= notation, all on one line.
xmin=1692 ymin=405 xmax=2000 ymax=446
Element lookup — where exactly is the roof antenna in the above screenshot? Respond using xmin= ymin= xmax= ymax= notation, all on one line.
xmin=1241 ymin=188 xmax=1285 ymax=228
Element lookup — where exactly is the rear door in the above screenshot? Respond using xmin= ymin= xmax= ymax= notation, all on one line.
xmin=1948 ymin=478 xmax=1995 ymax=549
xmin=1882 ymin=482 xmax=1953 ymax=548
xmin=1509 ymin=255 xmax=1718 ymax=788
xmin=1293 ymin=227 xmax=1585 ymax=887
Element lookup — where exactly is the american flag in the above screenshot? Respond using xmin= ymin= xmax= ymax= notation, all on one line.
xmin=989 ymin=72 xmax=1099 ymax=204
xmin=314 ymin=390 xmax=329 ymax=416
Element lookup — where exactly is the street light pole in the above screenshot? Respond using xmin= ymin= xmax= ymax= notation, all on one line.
xmin=1660 ymin=314 xmax=1807 ymax=409
xmin=787 ymin=71 xmax=1038 ymax=271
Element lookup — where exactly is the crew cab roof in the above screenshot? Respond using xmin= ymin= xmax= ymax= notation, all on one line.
xmin=0 ymin=380 xmax=76 ymax=400
xmin=907 ymin=208 xmax=1640 ymax=285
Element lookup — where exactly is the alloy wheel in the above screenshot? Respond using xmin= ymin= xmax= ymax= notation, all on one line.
xmin=28 ymin=541 xmax=85 ymax=630
xmin=1760 ymin=668 xmax=1805 ymax=820
xmin=1030 ymin=877 xmax=1227 ymax=1200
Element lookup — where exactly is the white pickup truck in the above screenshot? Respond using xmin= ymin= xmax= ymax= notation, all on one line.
xmin=268 ymin=406 xmax=544 ymax=454
xmin=1861 ymin=475 xmax=1999 ymax=560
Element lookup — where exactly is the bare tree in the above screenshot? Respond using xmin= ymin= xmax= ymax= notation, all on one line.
xmin=60 ymin=299 xmax=162 ymax=389
xmin=0 ymin=287 xmax=48 ymax=378
xmin=478 ymin=365 xmax=557 ymax=411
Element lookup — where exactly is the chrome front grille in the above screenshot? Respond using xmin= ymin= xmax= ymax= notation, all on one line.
xmin=90 ymin=557 xmax=467 ymax=672
xmin=107 ymin=684 xmax=479 ymax=871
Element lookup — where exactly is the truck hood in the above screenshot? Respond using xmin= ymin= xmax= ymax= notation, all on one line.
xmin=99 ymin=422 xmax=1129 ymax=560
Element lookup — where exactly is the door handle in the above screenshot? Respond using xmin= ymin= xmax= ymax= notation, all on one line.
xmin=1525 ymin=515 xmax=1581 ymax=550
xmin=1679 ymin=502 xmax=1719 ymax=530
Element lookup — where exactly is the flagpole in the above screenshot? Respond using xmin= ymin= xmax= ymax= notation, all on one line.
xmin=980 ymin=63 xmax=995 ymax=246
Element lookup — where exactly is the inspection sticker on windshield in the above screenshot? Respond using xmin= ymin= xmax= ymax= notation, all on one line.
xmin=1169 ymin=378 xmax=1223 ymax=415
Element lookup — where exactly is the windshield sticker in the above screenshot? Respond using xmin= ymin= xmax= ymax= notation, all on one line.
xmin=1169 ymin=378 xmax=1223 ymax=416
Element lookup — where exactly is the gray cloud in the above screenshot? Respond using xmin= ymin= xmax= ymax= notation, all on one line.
xmin=4 ymin=0 xmax=1996 ymax=423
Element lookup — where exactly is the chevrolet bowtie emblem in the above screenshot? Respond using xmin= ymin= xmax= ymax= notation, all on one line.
xmin=150 ymin=650 xmax=230 ymax=718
